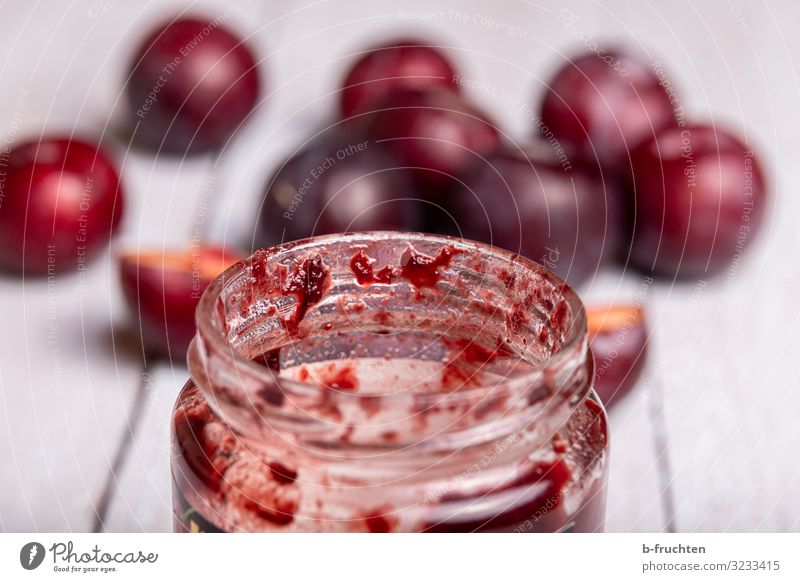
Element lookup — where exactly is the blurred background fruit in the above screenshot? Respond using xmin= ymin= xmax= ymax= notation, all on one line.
xmin=255 ymin=132 xmax=422 ymax=247
xmin=127 ymin=16 xmax=261 ymax=154
xmin=119 ymin=246 xmax=243 ymax=359
xmin=363 ymin=87 xmax=501 ymax=188
xmin=340 ymin=39 xmax=459 ymax=119
xmin=0 ymin=137 xmax=124 ymax=274
xmin=587 ymin=304 xmax=649 ymax=407
xmin=627 ymin=124 xmax=766 ymax=278
xmin=436 ymin=144 xmax=618 ymax=286
xmin=539 ymin=49 xmax=676 ymax=170
xmin=0 ymin=27 xmax=758 ymax=413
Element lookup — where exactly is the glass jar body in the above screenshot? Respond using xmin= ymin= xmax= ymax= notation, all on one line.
xmin=170 ymin=232 xmax=609 ymax=532
xmin=171 ymin=382 xmax=607 ymax=532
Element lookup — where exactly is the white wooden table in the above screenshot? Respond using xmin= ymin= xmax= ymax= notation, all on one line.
xmin=1 ymin=0 xmax=798 ymax=533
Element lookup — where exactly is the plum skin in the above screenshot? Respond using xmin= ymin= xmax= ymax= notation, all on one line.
xmin=0 ymin=138 xmax=123 ymax=275
xmin=628 ymin=124 xmax=766 ymax=278
xmin=363 ymin=87 xmax=501 ymax=189
xmin=127 ymin=17 xmax=261 ymax=153
xmin=437 ymin=147 xmax=618 ymax=287
xmin=539 ymin=49 xmax=677 ymax=169
xmin=256 ymin=135 xmax=421 ymax=248
xmin=340 ymin=39 xmax=459 ymax=119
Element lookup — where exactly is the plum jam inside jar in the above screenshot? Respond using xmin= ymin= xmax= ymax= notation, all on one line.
xmin=172 ymin=232 xmax=608 ymax=532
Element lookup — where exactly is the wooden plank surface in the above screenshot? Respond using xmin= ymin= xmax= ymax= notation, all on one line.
xmin=2 ymin=0 xmax=799 ymax=533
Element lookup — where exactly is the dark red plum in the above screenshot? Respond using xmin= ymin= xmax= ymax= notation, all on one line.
xmin=341 ymin=39 xmax=459 ymax=119
xmin=539 ymin=49 xmax=676 ymax=169
xmin=127 ymin=16 xmax=261 ymax=153
xmin=0 ymin=138 xmax=124 ymax=275
xmin=588 ymin=304 xmax=648 ymax=407
xmin=436 ymin=145 xmax=618 ymax=287
xmin=256 ymin=136 xmax=422 ymax=247
xmin=364 ymin=88 xmax=501 ymax=189
xmin=628 ymin=124 xmax=766 ymax=278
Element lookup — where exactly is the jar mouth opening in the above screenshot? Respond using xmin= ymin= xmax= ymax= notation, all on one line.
xmin=194 ymin=231 xmax=588 ymax=412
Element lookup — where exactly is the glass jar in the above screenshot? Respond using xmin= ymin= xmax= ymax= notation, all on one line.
xmin=171 ymin=232 xmax=608 ymax=532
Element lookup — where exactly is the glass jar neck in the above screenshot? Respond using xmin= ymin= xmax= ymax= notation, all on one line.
xmin=188 ymin=232 xmax=592 ymax=464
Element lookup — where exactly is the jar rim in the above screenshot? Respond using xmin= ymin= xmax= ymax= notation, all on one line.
xmin=193 ymin=231 xmax=589 ymax=410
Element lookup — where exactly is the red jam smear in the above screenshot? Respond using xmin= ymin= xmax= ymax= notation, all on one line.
xmin=173 ymin=390 xmax=233 ymax=493
xmin=443 ymin=337 xmax=509 ymax=366
xmin=268 ymin=462 xmax=298 ymax=484
xmin=280 ymin=254 xmax=330 ymax=335
xmin=222 ymin=456 xmax=298 ymax=526
xmin=173 ymin=385 xmax=300 ymax=527
xmin=174 ymin=383 xmax=607 ymax=532
xmin=399 ymin=245 xmax=459 ymax=289
xmin=297 ymin=362 xmax=359 ymax=391
xmin=350 ymin=251 xmax=397 ymax=285
xmin=320 ymin=364 xmax=358 ymax=390
xmin=254 ymin=347 xmax=281 ymax=371
xmin=349 ymin=245 xmax=460 ymax=292
xmin=252 ymin=350 xmax=285 ymax=406
xmin=424 ymin=458 xmax=573 ymax=532
xmin=439 ymin=337 xmax=515 ymax=390
xmin=362 ymin=509 xmax=398 ymax=533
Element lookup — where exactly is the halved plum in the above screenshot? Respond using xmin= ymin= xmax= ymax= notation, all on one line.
xmin=587 ymin=304 xmax=648 ymax=406
xmin=120 ymin=246 xmax=243 ymax=359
